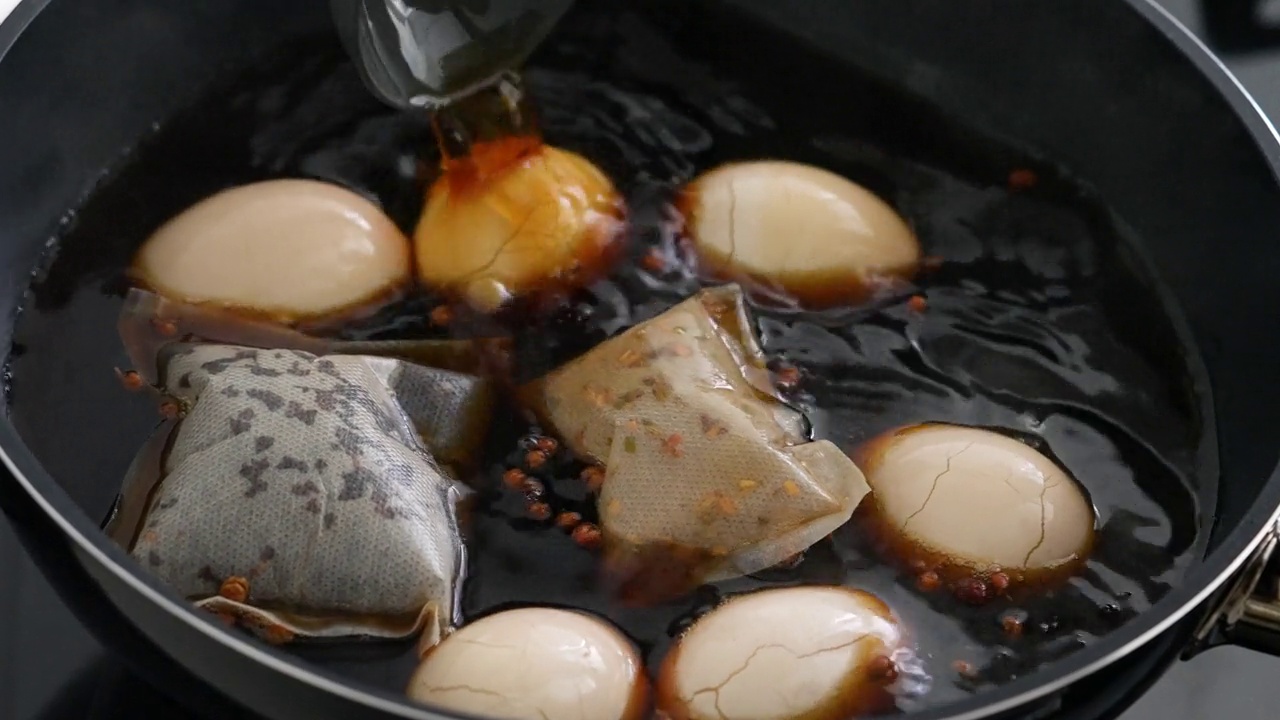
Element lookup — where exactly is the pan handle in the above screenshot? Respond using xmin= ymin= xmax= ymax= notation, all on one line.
xmin=1193 ymin=521 xmax=1280 ymax=655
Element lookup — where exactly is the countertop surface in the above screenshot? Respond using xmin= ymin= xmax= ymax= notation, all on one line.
xmin=4 ymin=0 xmax=1280 ymax=719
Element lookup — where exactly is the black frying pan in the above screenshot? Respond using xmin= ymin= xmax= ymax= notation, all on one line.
xmin=3 ymin=1 xmax=1280 ymax=719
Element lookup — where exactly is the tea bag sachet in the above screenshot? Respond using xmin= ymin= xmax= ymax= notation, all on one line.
xmin=119 ymin=289 xmax=499 ymax=471
xmin=112 ymin=291 xmax=497 ymax=643
xmin=522 ymin=285 xmax=869 ymax=598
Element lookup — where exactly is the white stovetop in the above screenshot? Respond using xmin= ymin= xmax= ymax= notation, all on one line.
xmin=0 ymin=1 xmax=17 ymax=24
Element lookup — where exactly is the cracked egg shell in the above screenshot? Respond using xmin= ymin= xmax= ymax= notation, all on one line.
xmin=656 ymin=587 xmax=902 ymax=720
xmin=132 ymin=179 xmax=412 ymax=325
xmin=678 ymin=161 xmax=919 ymax=308
xmin=407 ymin=608 xmax=648 ymax=720
xmin=856 ymin=424 xmax=1095 ymax=587
xmin=414 ymin=144 xmax=625 ymax=313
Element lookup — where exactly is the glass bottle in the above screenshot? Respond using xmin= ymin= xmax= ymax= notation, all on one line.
xmin=331 ymin=0 xmax=575 ymax=110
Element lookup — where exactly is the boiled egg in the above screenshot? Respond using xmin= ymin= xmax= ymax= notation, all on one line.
xmin=678 ymin=161 xmax=919 ymax=307
xmin=132 ymin=179 xmax=411 ymax=325
xmin=857 ymin=424 xmax=1095 ymax=597
xmin=408 ymin=608 xmax=648 ymax=720
xmin=657 ymin=587 xmax=903 ymax=720
xmin=414 ymin=143 xmax=625 ymax=313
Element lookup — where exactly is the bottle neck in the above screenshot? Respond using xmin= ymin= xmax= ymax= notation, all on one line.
xmin=432 ymin=73 xmax=543 ymax=186
xmin=332 ymin=0 xmax=574 ymax=110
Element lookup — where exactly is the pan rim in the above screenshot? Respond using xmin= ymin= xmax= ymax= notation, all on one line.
xmin=3 ymin=0 xmax=1280 ymax=719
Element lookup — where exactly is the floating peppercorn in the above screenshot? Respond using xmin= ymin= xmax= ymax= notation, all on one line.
xmin=572 ymin=522 xmax=603 ymax=550
xmin=502 ymin=468 xmax=527 ymax=490
xmin=954 ymin=576 xmax=990 ymax=606
xmin=989 ymin=571 xmax=1010 ymax=594
xmin=866 ymin=655 xmax=899 ymax=683
xmin=115 ymin=368 xmax=145 ymax=391
xmin=525 ymin=449 xmax=548 ymax=470
xmin=916 ymin=570 xmax=941 ymax=592
xmin=152 ymin=316 xmax=178 ymax=337
xmin=430 ymin=305 xmax=453 ymax=327
xmin=555 ymin=511 xmax=583 ymax=531
xmin=581 ymin=465 xmax=606 ymax=494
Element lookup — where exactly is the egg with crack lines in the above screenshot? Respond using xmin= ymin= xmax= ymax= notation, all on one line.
xmin=408 ymin=608 xmax=648 ymax=720
xmin=678 ymin=160 xmax=919 ymax=307
xmin=856 ymin=423 xmax=1096 ymax=596
xmin=657 ymin=587 xmax=904 ymax=720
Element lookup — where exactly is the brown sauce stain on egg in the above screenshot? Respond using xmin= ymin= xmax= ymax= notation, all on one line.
xmin=675 ymin=161 xmax=921 ymax=309
xmin=853 ymin=423 xmax=1096 ymax=600
xmin=654 ymin=588 xmax=900 ymax=720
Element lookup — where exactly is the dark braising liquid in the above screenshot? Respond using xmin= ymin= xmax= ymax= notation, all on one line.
xmin=4 ymin=3 xmax=1214 ymax=714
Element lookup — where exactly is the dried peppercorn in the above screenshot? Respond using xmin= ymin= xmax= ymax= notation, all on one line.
xmin=572 ymin=522 xmax=603 ymax=550
xmin=158 ymin=399 xmax=181 ymax=419
xmin=525 ymin=449 xmax=548 ymax=470
xmin=115 ymin=368 xmax=145 ymax=391
xmin=773 ymin=364 xmax=802 ymax=392
xmin=581 ymin=465 xmax=606 ymax=494
xmin=555 ymin=511 xmax=583 ymax=531
xmin=261 ymin=624 xmax=295 ymax=645
xmin=152 ymin=317 xmax=178 ymax=337
xmin=989 ymin=571 xmax=1010 ymax=594
xmin=866 ymin=655 xmax=899 ymax=683
xmin=661 ymin=433 xmax=685 ymax=458
xmin=954 ymin=576 xmax=991 ymax=605
xmin=916 ymin=570 xmax=941 ymax=592
xmin=429 ymin=305 xmax=453 ymax=327
xmin=502 ymin=468 xmax=527 ymax=490
xmin=1008 ymin=168 xmax=1038 ymax=190
xmin=218 ymin=576 xmax=250 ymax=603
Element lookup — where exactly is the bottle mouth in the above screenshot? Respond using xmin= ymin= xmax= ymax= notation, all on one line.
xmin=433 ymin=72 xmax=542 ymax=178
xmin=331 ymin=0 xmax=575 ymax=111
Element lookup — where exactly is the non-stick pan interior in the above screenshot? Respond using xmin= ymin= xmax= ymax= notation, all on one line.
xmin=2 ymin=1 xmax=1280 ymax=719
xmin=721 ymin=0 xmax=1280 ymax=549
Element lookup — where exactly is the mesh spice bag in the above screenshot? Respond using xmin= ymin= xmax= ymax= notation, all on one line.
xmin=522 ymin=285 xmax=869 ymax=598
xmin=111 ymin=291 xmax=498 ymax=643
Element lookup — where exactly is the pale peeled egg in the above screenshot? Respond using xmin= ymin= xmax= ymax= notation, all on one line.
xmin=679 ymin=161 xmax=920 ymax=307
xmin=657 ymin=587 xmax=903 ymax=720
xmin=132 ymin=179 xmax=412 ymax=325
xmin=414 ymin=143 xmax=625 ymax=313
xmin=856 ymin=424 xmax=1095 ymax=597
xmin=408 ymin=608 xmax=648 ymax=720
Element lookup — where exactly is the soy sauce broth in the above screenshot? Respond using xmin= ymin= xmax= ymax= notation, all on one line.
xmin=4 ymin=2 xmax=1214 ymax=714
